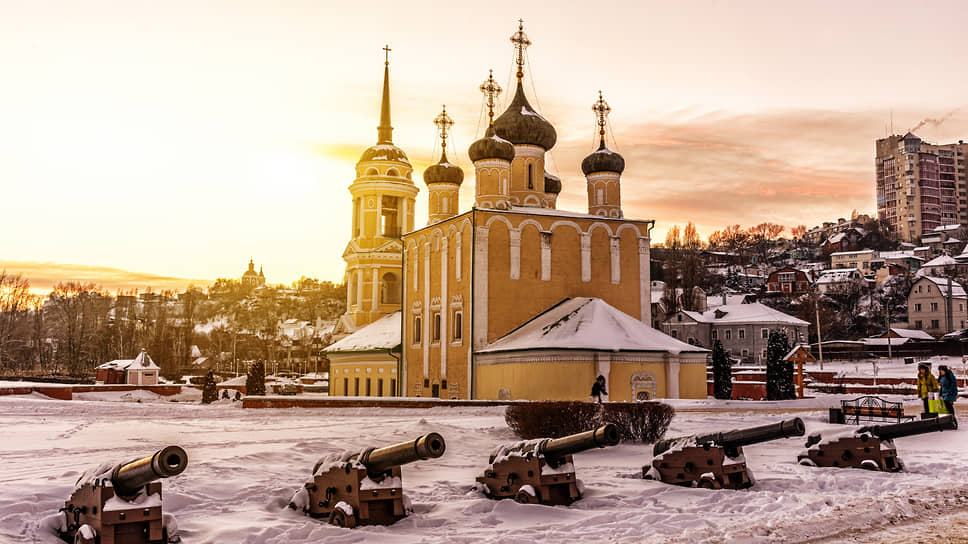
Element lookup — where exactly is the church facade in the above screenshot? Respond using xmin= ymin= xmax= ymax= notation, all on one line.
xmin=399 ymin=24 xmax=708 ymax=401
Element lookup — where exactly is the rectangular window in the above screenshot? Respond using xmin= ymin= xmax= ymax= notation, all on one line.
xmin=915 ymin=303 xmax=922 ymax=312
xmin=343 ymin=378 xmax=348 ymax=395
xmin=354 ymin=378 xmax=360 ymax=396
xmin=711 ymin=330 xmax=718 ymax=340
xmin=378 ymin=378 xmax=384 ymax=397
xmin=453 ymin=310 xmax=463 ymax=341
xmin=738 ymin=329 xmax=746 ymax=339
xmin=725 ymin=329 xmax=732 ymax=340
xmin=671 ymin=330 xmax=678 ymax=338
xmin=432 ymin=312 xmax=441 ymax=342
xmin=931 ymin=319 xmax=940 ymax=328
xmin=930 ymin=302 xmax=938 ymax=312
xmin=366 ymin=378 xmax=371 ymax=396
xmin=761 ymin=328 xmax=769 ymax=339
xmin=915 ymin=320 xmax=922 ymax=329
xmin=742 ymin=349 xmax=749 ymax=357
xmin=390 ymin=379 xmax=396 ymax=396
xmin=413 ymin=316 xmax=422 ymax=344
xmin=761 ymin=349 xmax=767 ymax=361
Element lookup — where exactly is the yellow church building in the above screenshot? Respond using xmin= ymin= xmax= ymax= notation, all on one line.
xmin=399 ymin=23 xmax=708 ymax=401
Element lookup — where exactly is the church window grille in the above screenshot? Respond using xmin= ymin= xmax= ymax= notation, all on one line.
xmin=527 ymin=164 xmax=534 ymax=189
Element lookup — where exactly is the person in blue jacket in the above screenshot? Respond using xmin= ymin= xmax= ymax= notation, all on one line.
xmin=938 ymin=365 xmax=959 ymax=419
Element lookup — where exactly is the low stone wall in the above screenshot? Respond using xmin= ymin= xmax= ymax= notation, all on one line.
xmin=0 ymin=384 xmax=184 ymax=400
xmin=242 ymin=396 xmax=516 ymax=409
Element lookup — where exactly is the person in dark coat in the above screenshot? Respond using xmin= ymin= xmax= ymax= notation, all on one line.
xmin=590 ymin=375 xmax=607 ymax=403
xmin=938 ymin=365 xmax=959 ymax=418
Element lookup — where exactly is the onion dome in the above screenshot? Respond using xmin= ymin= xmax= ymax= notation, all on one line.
xmin=581 ymin=141 xmax=625 ymax=175
xmin=492 ymin=82 xmax=557 ymax=150
xmin=469 ymin=126 xmax=515 ymax=163
xmin=544 ymin=171 xmax=561 ymax=194
xmin=423 ymin=152 xmax=464 ymax=185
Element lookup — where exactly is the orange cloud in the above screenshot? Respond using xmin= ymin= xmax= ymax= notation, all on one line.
xmin=0 ymin=261 xmax=209 ymax=296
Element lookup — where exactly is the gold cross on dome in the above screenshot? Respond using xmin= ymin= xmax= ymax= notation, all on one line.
xmin=383 ymin=44 xmax=391 ymax=65
xmin=434 ymin=105 xmax=454 ymax=151
xmin=510 ymin=20 xmax=530 ymax=81
xmin=593 ymin=91 xmax=612 ymax=142
xmin=479 ymin=70 xmax=503 ymax=126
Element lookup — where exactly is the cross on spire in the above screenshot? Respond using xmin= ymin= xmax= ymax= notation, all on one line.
xmin=383 ymin=44 xmax=391 ymax=65
xmin=592 ymin=90 xmax=611 ymax=146
xmin=433 ymin=105 xmax=454 ymax=155
xmin=510 ymin=20 xmax=531 ymax=82
xmin=479 ymin=69 xmax=502 ymax=127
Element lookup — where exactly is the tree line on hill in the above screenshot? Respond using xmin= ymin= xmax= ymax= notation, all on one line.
xmin=0 ymin=271 xmax=345 ymax=379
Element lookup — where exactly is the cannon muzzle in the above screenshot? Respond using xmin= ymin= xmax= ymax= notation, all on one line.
xmin=859 ymin=414 xmax=957 ymax=441
xmin=654 ymin=417 xmax=805 ymax=456
xmin=539 ymin=424 xmax=620 ymax=461
xmin=111 ymin=446 xmax=188 ymax=498
xmin=359 ymin=432 xmax=446 ymax=478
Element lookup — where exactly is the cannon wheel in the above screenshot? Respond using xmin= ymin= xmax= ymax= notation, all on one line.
xmin=328 ymin=509 xmax=357 ymax=529
xmin=73 ymin=525 xmax=96 ymax=544
xmin=514 ymin=489 xmax=538 ymax=505
xmin=696 ymin=476 xmax=721 ymax=490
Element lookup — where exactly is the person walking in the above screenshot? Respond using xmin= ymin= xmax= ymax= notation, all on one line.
xmin=590 ymin=375 xmax=607 ymax=403
xmin=938 ymin=365 xmax=959 ymax=418
xmin=917 ymin=362 xmax=939 ymax=414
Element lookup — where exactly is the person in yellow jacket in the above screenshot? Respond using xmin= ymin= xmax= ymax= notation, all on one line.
xmin=917 ymin=362 xmax=939 ymax=413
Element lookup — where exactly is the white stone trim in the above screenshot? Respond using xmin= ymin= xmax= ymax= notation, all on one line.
xmin=473 ymin=226 xmax=489 ymax=350
xmin=581 ymin=232 xmax=591 ymax=282
xmin=423 ymin=241 xmax=431 ymax=378
xmin=639 ymin=237 xmax=651 ymax=324
xmin=509 ymin=228 xmax=521 ymax=280
xmin=440 ymin=237 xmax=448 ymax=379
xmin=540 ymin=231 xmax=552 ymax=281
xmin=610 ymin=235 xmax=621 ymax=284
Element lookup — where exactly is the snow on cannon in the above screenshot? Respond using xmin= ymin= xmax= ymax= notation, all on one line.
xmin=476 ymin=424 xmax=620 ymax=505
xmin=289 ymin=432 xmax=446 ymax=528
xmin=58 ymin=445 xmax=188 ymax=544
xmin=644 ymin=418 xmax=805 ymax=489
xmin=798 ymin=414 xmax=958 ymax=471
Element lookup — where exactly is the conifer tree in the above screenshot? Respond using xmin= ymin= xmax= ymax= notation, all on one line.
xmin=246 ymin=360 xmax=266 ymax=396
xmin=711 ymin=340 xmax=733 ymax=400
xmin=201 ymin=370 xmax=218 ymax=404
xmin=766 ymin=330 xmax=795 ymax=400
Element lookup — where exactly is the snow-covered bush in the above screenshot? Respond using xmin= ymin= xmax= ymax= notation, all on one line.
xmin=505 ymin=401 xmax=674 ymax=443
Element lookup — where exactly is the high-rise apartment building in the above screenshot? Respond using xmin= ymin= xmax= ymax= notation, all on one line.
xmin=875 ymin=133 xmax=968 ymax=243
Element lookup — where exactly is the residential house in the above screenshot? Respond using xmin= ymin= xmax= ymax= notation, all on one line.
xmin=662 ymin=303 xmax=810 ymax=364
xmin=815 ymin=268 xmax=865 ymax=295
xmin=829 ymin=249 xmax=876 ymax=273
xmin=821 ymin=227 xmax=870 ymax=256
xmin=96 ymin=349 xmax=161 ymax=385
xmin=765 ymin=267 xmax=812 ymax=296
xmin=908 ymin=276 xmax=968 ymax=337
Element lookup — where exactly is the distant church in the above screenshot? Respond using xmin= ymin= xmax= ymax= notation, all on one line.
xmin=328 ymin=24 xmax=707 ymax=401
xmin=241 ymin=259 xmax=266 ymax=288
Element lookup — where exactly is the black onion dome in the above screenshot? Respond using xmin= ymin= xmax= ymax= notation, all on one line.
xmin=544 ymin=171 xmax=561 ymax=194
xmin=468 ymin=126 xmax=515 ymax=163
xmin=423 ymin=152 xmax=464 ymax=185
xmin=358 ymin=143 xmax=410 ymax=165
xmin=492 ymin=82 xmax=557 ymax=150
xmin=581 ymin=141 xmax=625 ymax=175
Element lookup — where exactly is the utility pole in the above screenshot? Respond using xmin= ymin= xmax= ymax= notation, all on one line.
xmin=814 ymin=289 xmax=824 ymax=370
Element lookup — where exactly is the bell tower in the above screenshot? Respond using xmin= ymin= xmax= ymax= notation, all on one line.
xmin=337 ymin=46 xmax=419 ymax=336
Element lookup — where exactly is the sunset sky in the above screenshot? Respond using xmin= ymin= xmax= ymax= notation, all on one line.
xmin=3 ymin=0 xmax=968 ymax=294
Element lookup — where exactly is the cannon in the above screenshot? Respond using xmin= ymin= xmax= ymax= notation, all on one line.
xmin=58 ymin=446 xmax=188 ymax=544
xmin=798 ymin=414 xmax=957 ymax=471
xmin=476 ymin=424 xmax=620 ymax=505
xmin=289 ymin=433 xmax=446 ymax=527
xmin=644 ymin=418 xmax=805 ymax=489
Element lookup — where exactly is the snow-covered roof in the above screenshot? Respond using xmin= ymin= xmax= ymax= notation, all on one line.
xmin=706 ymin=294 xmax=754 ymax=309
xmin=678 ymin=303 xmax=809 ymax=326
xmin=863 ymin=337 xmax=912 ymax=346
xmin=888 ymin=328 xmax=934 ymax=340
xmin=934 ymin=224 xmax=961 ymax=233
xmin=922 ymin=255 xmax=956 ymax=268
xmin=97 ymin=350 xmax=160 ymax=371
xmin=917 ymin=276 xmax=967 ymax=298
xmin=324 ymin=312 xmax=401 ymax=353
xmin=878 ymin=250 xmax=918 ymax=260
xmin=816 ymin=269 xmax=861 ymax=284
xmin=829 ymin=249 xmax=875 ymax=257
xmin=477 ymin=298 xmax=707 ymax=354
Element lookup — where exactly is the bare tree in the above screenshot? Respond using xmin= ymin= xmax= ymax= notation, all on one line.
xmin=0 ymin=271 xmax=37 ymax=372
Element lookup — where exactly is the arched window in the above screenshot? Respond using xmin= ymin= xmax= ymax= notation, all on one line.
xmin=381 ymin=273 xmax=400 ymax=305
xmin=387 ymin=168 xmax=399 ymax=177
xmin=366 ymin=167 xmax=378 ymax=177
xmin=596 ymin=188 xmax=604 ymax=205
xmin=527 ymin=164 xmax=533 ymax=189
xmin=441 ymin=196 xmax=449 ymax=213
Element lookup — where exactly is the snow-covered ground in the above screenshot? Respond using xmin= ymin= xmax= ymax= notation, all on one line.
xmin=0 ymin=390 xmax=965 ymax=543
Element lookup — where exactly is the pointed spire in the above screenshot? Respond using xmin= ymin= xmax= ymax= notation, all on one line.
xmin=377 ymin=45 xmax=393 ymax=144
xmin=592 ymin=90 xmax=611 ymax=149
xmin=433 ymin=105 xmax=454 ymax=162
xmin=510 ymin=20 xmax=531 ymax=82
xmin=480 ymin=70 xmax=502 ymax=128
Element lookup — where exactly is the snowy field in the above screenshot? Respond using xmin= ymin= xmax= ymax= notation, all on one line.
xmin=0 ymin=390 xmax=966 ymax=544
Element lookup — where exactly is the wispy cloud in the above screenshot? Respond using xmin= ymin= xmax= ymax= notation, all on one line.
xmin=0 ymin=261 xmax=208 ymax=296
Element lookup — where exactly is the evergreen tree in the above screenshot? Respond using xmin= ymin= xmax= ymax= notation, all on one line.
xmin=711 ymin=340 xmax=733 ymax=400
xmin=766 ymin=330 xmax=795 ymax=400
xmin=201 ymin=370 xmax=218 ymax=404
xmin=246 ymin=360 xmax=266 ymax=396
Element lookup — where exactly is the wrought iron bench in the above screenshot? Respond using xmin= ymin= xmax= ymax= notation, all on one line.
xmin=840 ymin=396 xmax=914 ymax=424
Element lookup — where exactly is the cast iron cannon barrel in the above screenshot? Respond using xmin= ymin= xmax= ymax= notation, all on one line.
xmin=538 ymin=424 xmax=620 ymax=461
xmin=358 ymin=433 xmax=446 ymax=478
xmin=110 ymin=445 xmax=188 ymax=498
xmin=654 ymin=417 xmax=805 ymax=456
xmin=859 ymin=414 xmax=958 ymax=440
